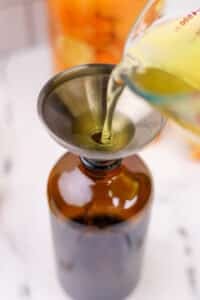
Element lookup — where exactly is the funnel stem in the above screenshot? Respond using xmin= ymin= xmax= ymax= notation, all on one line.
xmin=81 ymin=157 xmax=121 ymax=171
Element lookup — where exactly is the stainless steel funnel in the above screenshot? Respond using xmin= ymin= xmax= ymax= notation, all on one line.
xmin=38 ymin=64 xmax=165 ymax=160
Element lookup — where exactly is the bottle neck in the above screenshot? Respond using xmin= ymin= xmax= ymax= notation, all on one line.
xmin=80 ymin=157 xmax=122 ymax=172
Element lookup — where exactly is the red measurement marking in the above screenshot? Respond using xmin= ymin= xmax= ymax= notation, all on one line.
xmin=180 ymin=9 xmax=200 ymax=26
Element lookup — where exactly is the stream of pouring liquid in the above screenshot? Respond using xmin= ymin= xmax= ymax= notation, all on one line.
xmin=101 ymin=9 xmax=200 ymax=143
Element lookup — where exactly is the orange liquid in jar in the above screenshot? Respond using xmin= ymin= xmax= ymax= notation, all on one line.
xmin=47 ymin=0 xmax=164 ymax=72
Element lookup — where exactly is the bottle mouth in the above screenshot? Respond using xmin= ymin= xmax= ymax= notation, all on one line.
xmin=80 ymin=157 xmax=122 ymax=171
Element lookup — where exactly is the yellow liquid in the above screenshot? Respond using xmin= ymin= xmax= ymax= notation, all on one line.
xmin=103 ymin=9 xmax=200 ymax=141
xmin=72 ymin=110 xmax=135 ymax=152
xmin=132 ymin=67 xmax=200 ymax=135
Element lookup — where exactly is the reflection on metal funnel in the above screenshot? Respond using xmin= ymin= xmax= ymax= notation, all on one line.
xmin=38 ymin=64 xmax=165 ymax=160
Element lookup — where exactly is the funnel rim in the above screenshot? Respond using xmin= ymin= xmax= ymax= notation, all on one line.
xmin=38 ymin=64 xmax=114 ymax=116
xmin=38 ymin=64 xmax=114 ymax=142
xmin=37 ymin=64 xmax=166 ymax=160
xmin=37 ymin=64 xmax=115 ymax=157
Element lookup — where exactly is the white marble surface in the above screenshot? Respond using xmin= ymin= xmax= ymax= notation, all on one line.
xmin=1 ymin=45 xmax=200 ymax=300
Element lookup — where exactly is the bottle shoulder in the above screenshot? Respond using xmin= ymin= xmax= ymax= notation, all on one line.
xmin=47 ymin=153 xmax=152 ymax=223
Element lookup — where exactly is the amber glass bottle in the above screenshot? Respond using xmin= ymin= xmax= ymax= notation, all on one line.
xmin=48 ymin=153 xmax=153 ymax=300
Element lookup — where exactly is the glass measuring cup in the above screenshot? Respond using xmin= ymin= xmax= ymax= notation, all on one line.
xmin=123 ymin=0 xmax=200 ymax=140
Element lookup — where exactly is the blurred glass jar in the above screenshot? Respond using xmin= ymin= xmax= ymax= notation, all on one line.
xmin=47 ymin=0 xmax=164 ymax=72
xmin=0 ymin=81 xmax=12 ymax=196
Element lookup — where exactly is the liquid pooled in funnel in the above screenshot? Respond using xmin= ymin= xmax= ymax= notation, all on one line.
xmin=71 ymin=110 xmax=135 ymax=152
